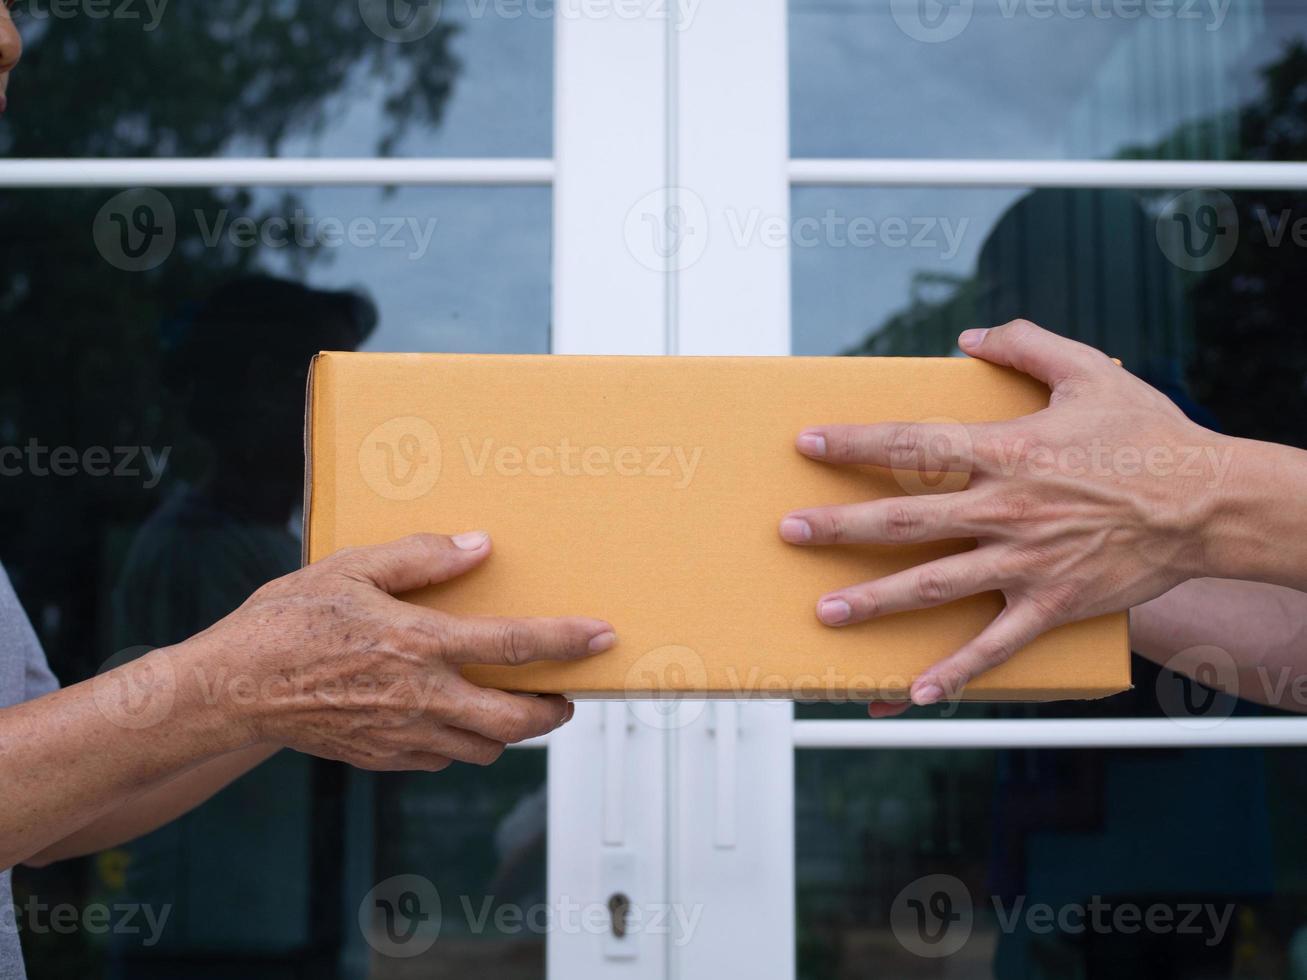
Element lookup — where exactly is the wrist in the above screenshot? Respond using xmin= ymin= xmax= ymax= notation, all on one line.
xmin=1196 ymin=436 xmax=1296 ymax=584
xmin=166 ymin=639 xmax=268 ymax=754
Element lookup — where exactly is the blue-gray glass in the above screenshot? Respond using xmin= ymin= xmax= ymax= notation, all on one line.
xmin=2 ymin=186 xmax=550 ymax=979
xmin=1 ymin=0 xmax=553 ymax=157
xmin=798 ymin=746 xmax=1307 ymax=979
xmin=790 ymin=0 xmax=1307 ymax=161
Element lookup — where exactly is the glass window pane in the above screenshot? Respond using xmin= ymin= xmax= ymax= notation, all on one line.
xmin=790 ymin=0 xmax=1307 ymax=161
xmin=3 ymin=186 xmax=550 ymax=979
xmin=797 ymin=745 xmax=1307 ymax=979
xmin=3 ymin=0 xmax=553 ymax=158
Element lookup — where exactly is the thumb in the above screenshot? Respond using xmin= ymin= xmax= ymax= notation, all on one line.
xmin=959 ymin=319 xmax=1110 ymax=388
xmin=331 ymin=532 xmax=492 ymax=595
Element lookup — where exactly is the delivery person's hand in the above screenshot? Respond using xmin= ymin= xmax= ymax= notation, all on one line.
xmin=183 ymin=532 xmax=616 ymax=769
xmin=780 ymin=320 xmax=1235 ymax=714
xmin=0 ymin=1 xmax=19 ymax=114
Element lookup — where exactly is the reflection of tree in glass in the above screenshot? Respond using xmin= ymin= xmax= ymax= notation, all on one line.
xmin=1187 ymin=43 xmax=1307 ymax=450
xmin=0 ymin=2 xmax=459 ymax=678
xmin=848 ymin=42 xmax=1307 ymax=457
xmin=3 ymin=1 xmax=458 ymax=157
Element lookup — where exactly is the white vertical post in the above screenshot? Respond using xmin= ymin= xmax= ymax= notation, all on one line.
xmin=548 ymin=8 xmax=670 ymax=980
xmin=671 ymin=1 xmax=797 ymax=978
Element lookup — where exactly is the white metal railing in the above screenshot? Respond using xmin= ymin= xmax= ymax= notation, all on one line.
xmin=793 ymin=717 xmax=1307 ymax=749
xmin=0 ymin=158 xmax=555 ymax=187
xmin=518 ymin=716 xmax=1307 ymax=751
xmin=790 ymin=158 xmax=1307 ymax=189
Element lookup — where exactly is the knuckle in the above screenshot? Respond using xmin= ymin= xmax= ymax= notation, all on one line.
xmin=827 ymin=426 xmax=857 ymax=461
xmin=883 ymin=503 xmax=921 ymax=542
xmin=1031 ymin=583 xmax=1078 ymax=620
xmin=994 ymin=492 xmax=1036 ymax=526
xmin=819 ymin=510 xmax=848 ymax=544
xmin=885 ymin=424 xmax=922 ymax=468
xmin=494 ymin=623 xmax=534 ymax=666
xmin=974 ymin=637 xmax=1014 ymax=670
xmin=474 ymin=743 xmax=507 ymax=767
xmin=407 ymin=531 xmax=448 ymax=553
xmin=915 ymin=567 xmax=954 ymax=605
xmin=1003 ymin=318 xmax=1038 ymax=341
xmin=850 ymin=588 xmax=880 ymax=621
xmin=487 ymin=702 xmax=535 ymax=742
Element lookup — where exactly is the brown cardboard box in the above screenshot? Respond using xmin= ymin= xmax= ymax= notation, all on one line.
xmin=304 ymin=352 xmax=1130 ymax=702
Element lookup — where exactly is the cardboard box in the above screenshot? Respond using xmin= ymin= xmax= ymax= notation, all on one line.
xmin=304 ymin=352 xmax=1130 ymax=702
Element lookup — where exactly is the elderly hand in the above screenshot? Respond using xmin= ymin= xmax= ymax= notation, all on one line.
xmin=179 ymin=532 xmax=616 ymax=770
xmin=781 ymin=320 xmax=1237 ymax=715
xmin=0 ymin=2 xmax=18 ymax=114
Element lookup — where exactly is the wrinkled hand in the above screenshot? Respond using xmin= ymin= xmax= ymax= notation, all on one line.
xmin=187 ymin=532 xmax=616 ymax=770
xmin=0 ymin=2 xmax=19 ymax=114
xmin=781 ymin=320 xmax=1233 ymax=715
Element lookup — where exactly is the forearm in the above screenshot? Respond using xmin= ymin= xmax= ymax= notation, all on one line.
xmin=0 ymin=642 xmax=254 ymax=871
xmin=1131 ymin=578 xmax=1307 ymax=710
xmin=24 ymin=744 xmax=280 ymax=867
xmin=1203 ymin=438 xmax=1307 ymax=592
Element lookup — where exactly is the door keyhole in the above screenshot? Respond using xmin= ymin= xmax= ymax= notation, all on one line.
xmin=607 ymin=892 xmax=631 ymax=939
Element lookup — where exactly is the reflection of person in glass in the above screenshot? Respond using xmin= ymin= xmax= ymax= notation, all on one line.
xmin=110 ymin=277 xmax=374 ymax=963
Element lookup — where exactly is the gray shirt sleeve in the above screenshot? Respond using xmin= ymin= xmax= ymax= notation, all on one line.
xmin=0 ymin=564 xmax=59 ymax=704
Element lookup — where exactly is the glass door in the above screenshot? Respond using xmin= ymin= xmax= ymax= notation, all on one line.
xmin=0 ymin=3 xmax=604 ymax=978
xmin=659 ymin=2 xmax=1307 ymax=979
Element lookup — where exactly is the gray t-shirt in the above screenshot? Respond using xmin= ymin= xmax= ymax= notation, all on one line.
xmin=0 ymin=566 xmax=59 ymax=980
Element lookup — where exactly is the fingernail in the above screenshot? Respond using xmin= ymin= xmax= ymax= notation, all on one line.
xmin=913 ymin=683 xmax=944 ymax=706
xmin=779 ymin=517 xmax=812 ymax=543
xmin=564 ymin=702 xmax=575 ymax=723
xmin=959 ymin=328 xmax=989 ymax=351
xmin=452 ymin=530 xmax=489 ymax=551
xmin=817 ymin=598 xmax=852 ymax=626
xmin=796 ymin=432 xmax=827 ymax=458
xmin=588 ymin=631 xmax=617 ymax=653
